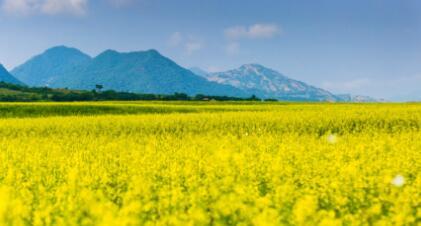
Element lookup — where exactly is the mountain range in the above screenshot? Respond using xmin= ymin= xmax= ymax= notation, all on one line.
xmin=1 ymin=46 xmax=376 ymax=102
xmin=11 ymin=46 xmax=247 ymax=97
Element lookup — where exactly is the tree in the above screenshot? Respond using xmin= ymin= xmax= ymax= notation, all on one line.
xmin=249 ymin=94 xmax=260 ymax=101
xmin=95 ymin=84 xmax=103 ymax=92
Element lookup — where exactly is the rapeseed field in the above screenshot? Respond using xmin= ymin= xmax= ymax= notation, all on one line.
xmin=0 ymin=102 xmax=419 ymax=226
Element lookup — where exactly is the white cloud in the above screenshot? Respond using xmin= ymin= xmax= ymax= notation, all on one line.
xmin=168 ymin=32 xmax=204 ymax=56
xmin=42 ymin=0 xmax=87 ymax=15
xmin=168 ymin=32 xmax=183 ymax=47
xmin=1 ymin=0 xmax=88 ymax=16
xmin=225 ymin=23 xmax=281 ymax=40
xmin=2 ymin=0 xmax=39 ymax=15
xmin=185 ymin=39 xmax=203 ymax=56
xmin=225 ymin=26 xmax=247 ymax=40
xmin=248 ymin=24 xmax=280 ymax=38
xmin=226 ymin=42 xmax=240 ymax=55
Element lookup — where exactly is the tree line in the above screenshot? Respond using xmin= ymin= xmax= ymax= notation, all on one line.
xmin=0 ymin=82 xmax=275 ymax=102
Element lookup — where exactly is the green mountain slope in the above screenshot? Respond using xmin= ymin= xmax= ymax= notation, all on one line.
xmin=0 ymin=64 xmax=24 ymax=85
xmin=11 ymin=46 xmax=91 ymax=86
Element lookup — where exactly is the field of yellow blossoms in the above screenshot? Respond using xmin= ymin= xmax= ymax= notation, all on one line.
xmin=0 ymin=102 xmax=419 ymax=226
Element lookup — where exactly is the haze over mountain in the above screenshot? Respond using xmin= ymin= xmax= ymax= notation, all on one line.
xmin=189 ymin=67 xmax=210 ymax=78
xmin=12 ymin=46 xmax=247 ymax=97
xmin=197 ymin=64 xmax=339 ymax=101
xmin=0 ymin=64 xmax=23 ymax=85
xmin=335 ymin=94 xmax=381 ymax=102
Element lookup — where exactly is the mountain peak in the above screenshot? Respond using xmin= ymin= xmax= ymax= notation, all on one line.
xmin=12 ymin=46 xmax=92 ymax=86
xmin=128 ymin=49 xmax=164 ymax=59
xmin=46 ymin=45 xmax=73 ymax=51
xmin=98 ymin=49 xmax=119 ymax=57
xmin=44 ymin=45 xmax=89 ymax=57
xmin=241 ymin=63 xmax=266 ymax=69
xmin=97 ymin=49 xmax=163 ymax=58
xmin=236 ymin=64 xmax=279 ymax=77
xmin=145 ymin=49 xmax=160 ymax=55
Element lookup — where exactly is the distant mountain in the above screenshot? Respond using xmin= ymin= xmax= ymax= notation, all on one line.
xmin=12 ymin=47 xmax=247 ymax=97
xmin=335 ymin=94 xmax=380 ymax=102
xmin=199 ymin=64 xmax=339 ymax=101
xmin=0 ymin=64 xmax=24 ymax=85
xmin=12 ymin=46 xmax=92 ymax=87
xmin=335 ymin=94 xmax=352 ymax=102
xmin=351 ymin=95 xmax=378 ymax=103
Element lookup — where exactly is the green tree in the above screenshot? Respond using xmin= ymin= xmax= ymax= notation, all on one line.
xmin=95 ymin=84 xmax=103 ymax=92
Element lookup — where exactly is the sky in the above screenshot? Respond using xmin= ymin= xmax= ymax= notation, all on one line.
xmin=0 ymin=0 xmax=420 ymax=100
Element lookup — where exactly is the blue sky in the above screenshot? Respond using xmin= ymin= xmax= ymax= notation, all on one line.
xmin=0 ymin=0 xmax=420 ymax=100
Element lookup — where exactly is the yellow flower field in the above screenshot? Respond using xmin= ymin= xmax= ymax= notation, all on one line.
xmin=0 ymin=102 xmax=419 ymax=226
